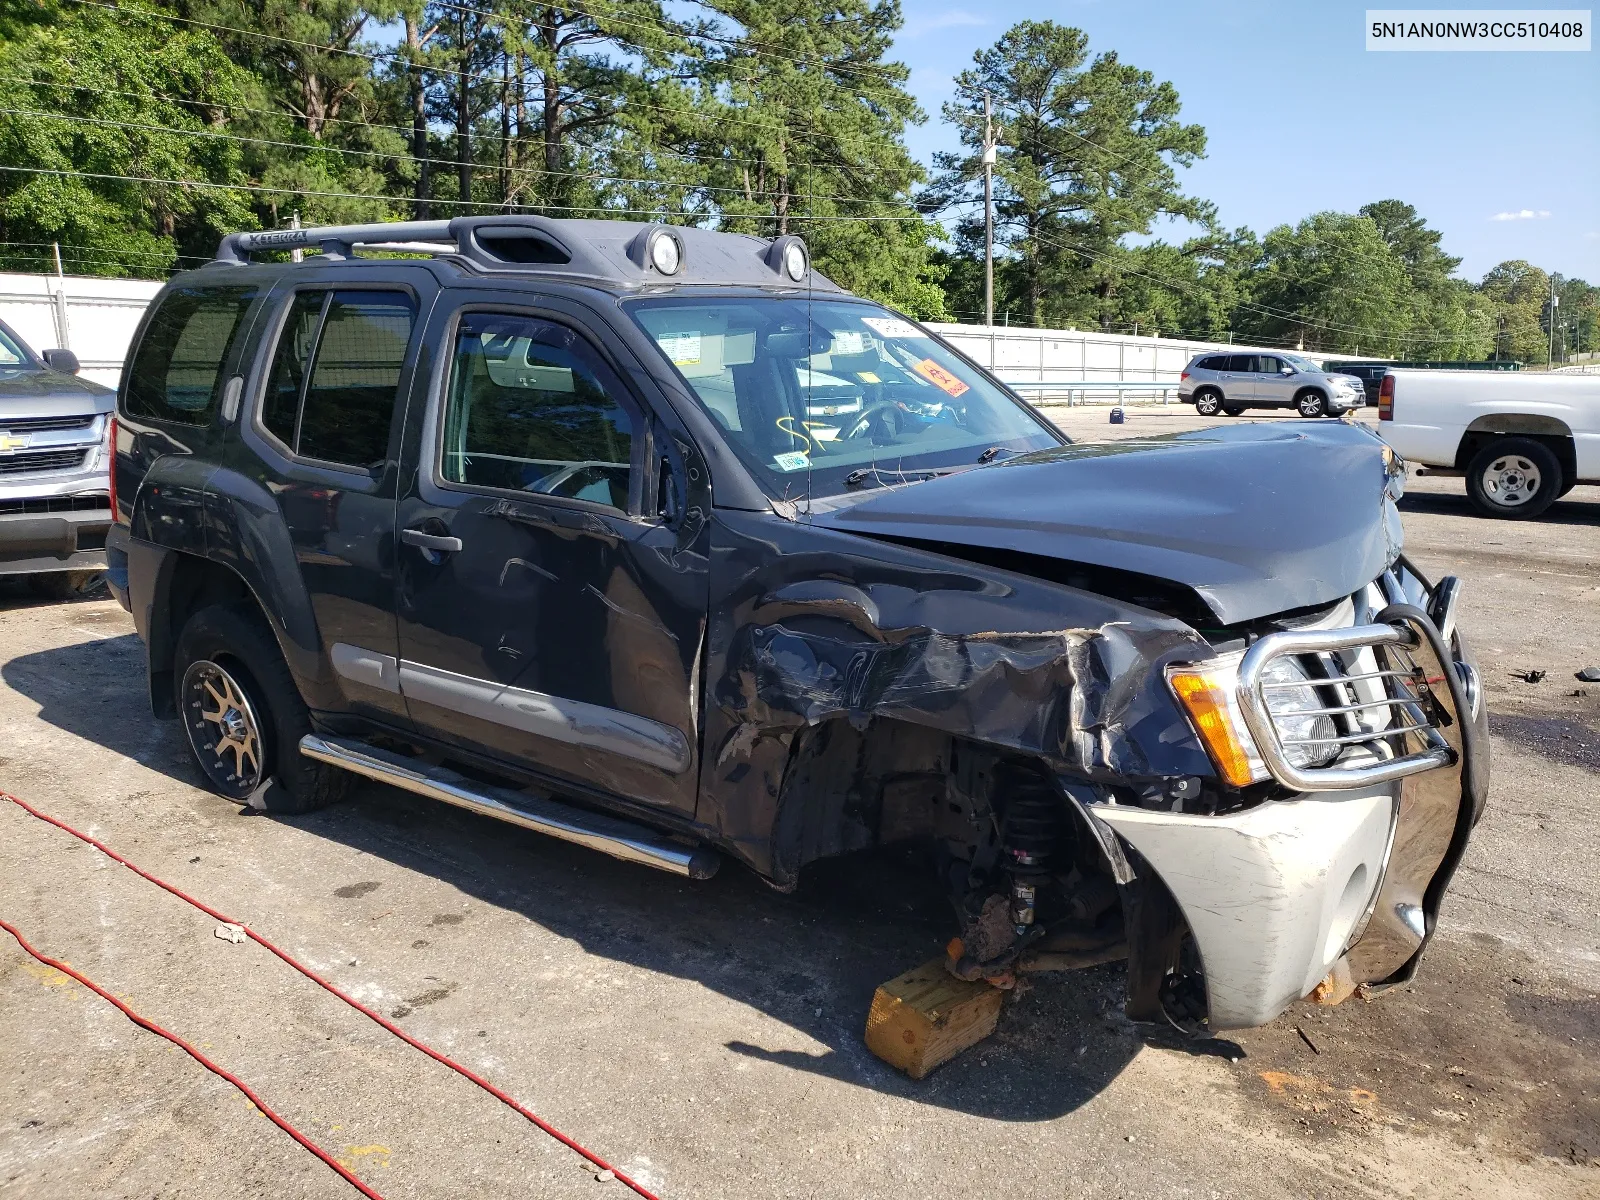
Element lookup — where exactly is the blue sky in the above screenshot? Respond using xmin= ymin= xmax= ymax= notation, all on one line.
xmin=890 ymin=0 xmax=1599 ymax=282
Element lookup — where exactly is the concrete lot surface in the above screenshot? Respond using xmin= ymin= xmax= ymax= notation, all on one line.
xmin=2 ymin=407 xmax=1597 ymax=1199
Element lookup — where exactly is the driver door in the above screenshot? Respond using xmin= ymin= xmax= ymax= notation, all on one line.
xmin=393 ymin=297 xmax=708 ymax=818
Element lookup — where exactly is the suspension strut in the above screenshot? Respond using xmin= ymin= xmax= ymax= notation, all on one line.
xmin=1000 ymin=772 xmax=1065 ymax=938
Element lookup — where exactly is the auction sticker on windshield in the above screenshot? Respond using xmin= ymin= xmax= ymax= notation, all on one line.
xmin=912 ymin=357 xmax=971 ymax=398
xmin=772 ymin=450 xmax=811 ymax=472
xmin=657 ymin=331 xmax=702 ymax=366
xmin=861 ymin=316 xmax=926 ymax=339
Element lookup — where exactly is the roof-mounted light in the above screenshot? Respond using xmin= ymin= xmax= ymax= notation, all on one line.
xmin=765 ymin=235 xmax=809 ymax=283
xmin=650 ymin=230 xmax=682 ymax=276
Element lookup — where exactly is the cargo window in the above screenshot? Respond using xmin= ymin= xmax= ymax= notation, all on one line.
xmin=440 ymin=312 xmax=635 ymax=511
xmin=258 ymin=289 xmax=416 ymax=470
xmin=124 ymin=285 xmax=259 ymax=426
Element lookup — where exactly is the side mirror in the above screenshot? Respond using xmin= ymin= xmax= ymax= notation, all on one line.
xmin=1280 ymin=366 xmax=1294 ymax=376
xmin=42 ymin=348 xmax=80 ymax=375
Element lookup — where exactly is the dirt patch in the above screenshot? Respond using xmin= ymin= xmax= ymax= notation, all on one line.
xmin=390 ymin=979 xmax=458 ymax=1019
xmin=1232 ymin=933 xmax=1600 ymax=1168
xmin=333 ymin=880 xmax=381 ymax=898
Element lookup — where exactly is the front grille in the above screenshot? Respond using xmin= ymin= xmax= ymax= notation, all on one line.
xmin=1237 ymin=619 xmax=1459 ymax=791
xmin=0 ymin=493 xmax=110 ymax=516
xmin=0 ymin=414 xmax=97 ymax=434
xmin=0 ymin=448 xmax=90 ymax=476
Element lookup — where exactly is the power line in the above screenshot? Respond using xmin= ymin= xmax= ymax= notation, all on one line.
xmin=0 ymin=164 xmax=938 ymax=225
xmin=0 ymin=105 xmax=899 ymax=210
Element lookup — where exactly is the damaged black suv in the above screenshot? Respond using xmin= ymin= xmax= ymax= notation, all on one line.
xmin=108 ymin=216 xmax=1488 ymax=1034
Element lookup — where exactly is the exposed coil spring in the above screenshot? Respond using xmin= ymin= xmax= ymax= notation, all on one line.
xmin=999 ymin=773 xmax=1065 ymax=880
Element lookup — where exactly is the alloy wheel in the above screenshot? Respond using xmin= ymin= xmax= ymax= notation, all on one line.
xmin=181 ymin=659 xmax=267 ymax=794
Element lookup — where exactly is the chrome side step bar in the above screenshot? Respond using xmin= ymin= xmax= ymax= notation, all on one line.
xmin=299 ymin=734 xmax=719 ymax=880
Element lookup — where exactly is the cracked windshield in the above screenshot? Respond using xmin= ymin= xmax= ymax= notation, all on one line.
xmin=629 ymin=298 xmax=1059 ymax=497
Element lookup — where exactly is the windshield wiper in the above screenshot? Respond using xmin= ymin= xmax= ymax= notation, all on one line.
xmin=843 ymin=465 xmax=956 ymax=489
xmin=976 ymin=445 xmax=1016 ymax=464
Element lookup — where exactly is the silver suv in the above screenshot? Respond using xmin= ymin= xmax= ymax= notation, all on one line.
xmin=1179 ymin=352 xmax=1366 ymax=418
xmin=0 ymin=317 xmax=114 ymax=598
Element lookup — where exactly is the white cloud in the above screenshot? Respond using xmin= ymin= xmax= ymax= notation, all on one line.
xmin=903 ymin=9 xmax=988 ymax=37
xmin=1490 ymin=209 xmax=1552 ymax=221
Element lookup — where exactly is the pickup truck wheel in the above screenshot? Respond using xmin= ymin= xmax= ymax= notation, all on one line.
xmin=1193 ymin=390 xmax=1222 ymax=416
xmin=175 ymin=604 xmax=351 ymax=813
xmin=1296 ymin=391 xmax=1326 ymax=418
xmin=1465 ymin=438 xmax=1562 ymax=519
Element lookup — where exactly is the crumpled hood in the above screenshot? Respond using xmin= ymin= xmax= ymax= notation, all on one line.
xmin=812 ymin=422 xmax=1402 ymax=625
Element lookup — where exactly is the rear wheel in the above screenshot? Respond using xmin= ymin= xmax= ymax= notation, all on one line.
xmin=175 ymin=604 xmax=350 ymax=812
xmin=1296 ymin=391 xmax=1326 ymax=418
xmin=1193 ymin=390 xmax=1222 ymax=416
xmin=1465 ymin=437 xmax=1562 ymax=520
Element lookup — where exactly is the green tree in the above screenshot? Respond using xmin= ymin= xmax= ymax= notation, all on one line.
xmin=1358 ymin=199 xmax=1490 ymax=359
xmin=1237 ymin=212 xmax=1412 ymax=355
xmin=937 ymin=20 xmax=1210 ymax=328
xmin=0 ymin=4 xmax=255 ymax=275
xmin=1478 ymin=260 xmax=1551 ymax=363
xmin=684 ymin=0 xmax=946 ymax=316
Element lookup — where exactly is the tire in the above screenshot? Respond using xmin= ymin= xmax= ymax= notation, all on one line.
xmin=1222 ymin=404 xmax=1247 ymax=417
xmin=1464 ymin=437 xmax=1562 ymax=520
xmin=1295 ymin=391 xmax=1326 ymax=418
xmin=30 ymin=570 xmax=106 ymax=601
xmin=174 ymin=603 xmax=350 ymax=813
xmin=1193 ymin=390 xmax=1222 ymax=417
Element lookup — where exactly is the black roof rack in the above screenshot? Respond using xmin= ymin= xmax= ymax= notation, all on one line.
xmin=211 ymin=214 xmax=840 ymax=292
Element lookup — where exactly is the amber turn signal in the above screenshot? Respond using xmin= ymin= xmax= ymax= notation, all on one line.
xmin=1168 ymin=668 xmax=1257 ymax=789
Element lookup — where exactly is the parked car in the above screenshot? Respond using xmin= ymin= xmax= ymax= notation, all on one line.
xmin=106 ymin=216 xmax=1486 ymax=1035
xmin=1179 ymin=352 xmax=1367 ymax=418
xmin=1376 ymin=367 xmax=1599 ymax=518
xmin=0 ymin=316 xmax=115 ymax=598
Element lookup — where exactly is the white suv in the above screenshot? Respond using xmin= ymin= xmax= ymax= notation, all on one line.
xmin=1179 ymin=352 xmax=1367 ymax=418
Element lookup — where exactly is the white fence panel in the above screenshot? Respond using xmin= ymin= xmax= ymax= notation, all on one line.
xmin=0 ymin=272 xmax=165 ymax=389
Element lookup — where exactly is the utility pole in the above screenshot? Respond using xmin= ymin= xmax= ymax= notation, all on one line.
xmin=982 ymin=91 xmax=995 ymax=329
xmin=290 ymin=210 xmax=303 ymax=264
xmin=1548 ymin=274 xmax=1558 ymax=368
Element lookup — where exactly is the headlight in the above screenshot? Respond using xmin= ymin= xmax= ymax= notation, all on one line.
xmin=1258 ymin=656 xmax=1338 ymax=769
xmin=1167 ymin=652 xmax=1336 ymax=786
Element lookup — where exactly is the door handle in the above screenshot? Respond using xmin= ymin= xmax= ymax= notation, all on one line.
xmin=402 ymin=528 xmax=463 ymax=553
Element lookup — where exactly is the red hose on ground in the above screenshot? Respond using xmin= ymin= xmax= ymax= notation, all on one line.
xmin=1 ymin=790 xmax=663 ymax=1200
xmin=0 ymin=913 xmax=389 ymax=1200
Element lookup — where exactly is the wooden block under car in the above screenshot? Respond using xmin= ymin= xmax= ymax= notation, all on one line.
xmin=864 ymin=957 xmax=1004 ymax=1079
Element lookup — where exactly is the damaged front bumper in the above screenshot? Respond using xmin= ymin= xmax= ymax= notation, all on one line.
xmin=1089 ymin=573 xmax=1488 ymax=1031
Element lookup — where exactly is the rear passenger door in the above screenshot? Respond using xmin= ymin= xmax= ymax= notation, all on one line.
xmin=1253 ymin=356 xmax=1293 ymax=406
xmin=392 ymin=296 xmax=708 ymax=819
xmin=230 ymin=270 xmax=436 ymax=725
xmin=1217 ymin=354 xmax=1255 ymax=403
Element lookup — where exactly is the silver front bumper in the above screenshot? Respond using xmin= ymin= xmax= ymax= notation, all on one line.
xmin=1097 ymin=572 xmax=1486 ymax=1030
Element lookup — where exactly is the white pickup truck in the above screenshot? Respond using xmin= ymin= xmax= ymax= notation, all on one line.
xmin=1376 ymin=369 xmax=1600 ymax=519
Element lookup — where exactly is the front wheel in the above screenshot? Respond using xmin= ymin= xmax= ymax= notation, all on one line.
xmin=1296 ymin=391 xmax=1326 ymax=418
xmin=1465 ymin=438 xmax=1562 ymax=520
xmin=175 ymin=604 xmax=350 ymax=812
xmin=1193 ymin=390 xmax=1222 ymax=417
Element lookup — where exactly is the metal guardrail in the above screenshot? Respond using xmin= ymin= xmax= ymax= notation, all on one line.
xmin=998 ymin=380 xmax=1181 ymax=405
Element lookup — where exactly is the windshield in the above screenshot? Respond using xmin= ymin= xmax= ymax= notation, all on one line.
xmin=627 ymin=296 xmax=1061 ymax=499
xmin=1284 ymin=353 xmax=1321 ymax=373
xmin=0 ymin=324 xmax=30 ymax=368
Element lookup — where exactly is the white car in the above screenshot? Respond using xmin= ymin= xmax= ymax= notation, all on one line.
xmin=1375 ymin=369 xmax=1600 ymax=518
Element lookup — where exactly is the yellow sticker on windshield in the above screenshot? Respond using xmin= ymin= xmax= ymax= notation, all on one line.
xmin=912 ymin=358 xmax=970 ymax=398
xmin=857 ymin=371 xmax=881 ymax=383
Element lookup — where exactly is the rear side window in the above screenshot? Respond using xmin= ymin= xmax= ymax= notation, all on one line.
xmin=259 ymin=289 xmax=416 ymax=470
xmin=1197 ymin=356 xmax=1225 ymax=370
xmin=124 ymin=285 xmax=259 ymax=426
xmin=1225 ymin=354 xmax=1255 ymax=372
xmin=440 ymin=312 xmax=636 ymax=510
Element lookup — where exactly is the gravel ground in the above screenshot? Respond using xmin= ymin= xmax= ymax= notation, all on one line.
xmin=1 ymin=405 xmax=1596 ymax=1199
